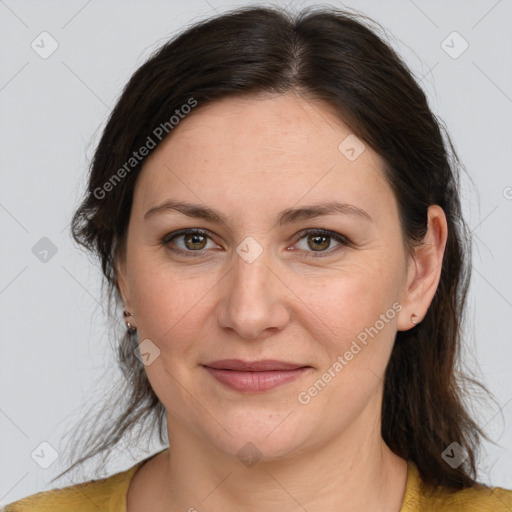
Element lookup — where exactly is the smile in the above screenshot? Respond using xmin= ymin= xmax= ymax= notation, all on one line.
xmin=202 ymin=361 xmax=312 ymax=392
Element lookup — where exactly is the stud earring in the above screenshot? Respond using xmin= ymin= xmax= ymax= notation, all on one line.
xmin=410 ymin=313 xmax=419 ymax=325
xmin=123 ymin=310 xmax=137 ymax=334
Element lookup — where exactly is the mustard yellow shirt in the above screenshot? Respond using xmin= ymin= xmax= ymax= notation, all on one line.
xmin=3 ymin=453 xmax=512 ymax=511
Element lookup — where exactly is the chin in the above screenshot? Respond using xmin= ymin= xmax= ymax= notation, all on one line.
xmin=199 ymin=413 xmax=315 ymax=464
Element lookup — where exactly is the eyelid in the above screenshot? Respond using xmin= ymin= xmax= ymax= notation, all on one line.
xmin=162 ymin=228 xmax=220 ymax=258
xmin=290 ymin=228 xmax=351 ymax=258
xmin=162 ymin=228 xmax=351 ymax=258
xmin=162 ymin=228 xmax=212 ymax=245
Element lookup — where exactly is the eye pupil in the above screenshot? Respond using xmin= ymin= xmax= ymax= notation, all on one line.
xmin=185 ymin=233 xmax=207 ymax=250
xmin=308 ymin=235 xmax=330 ymax=251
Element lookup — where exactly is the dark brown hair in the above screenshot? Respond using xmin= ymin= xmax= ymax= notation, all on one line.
xmin=58 ymin=5 xmax=498 ymax=490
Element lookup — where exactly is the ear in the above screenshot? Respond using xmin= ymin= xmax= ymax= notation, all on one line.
xmin=114 ymin=250 xmax=131 ymax=311
xmin=397 ymin=205 xmax=448 ymax=331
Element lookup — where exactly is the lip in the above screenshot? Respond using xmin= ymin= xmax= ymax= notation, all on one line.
xmin=204 ymin=359 xmax=308 ymax=371
xmin=202 ymin=359 xmax=312 ymax=392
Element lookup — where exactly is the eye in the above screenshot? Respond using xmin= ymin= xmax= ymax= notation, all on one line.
xmin=291 ymin=229 xmax=350 ymax=258
xmin=162 ymin=229 xmax=219 ymax=257
xmin=162 ymin=228 xmax=351 ymax=259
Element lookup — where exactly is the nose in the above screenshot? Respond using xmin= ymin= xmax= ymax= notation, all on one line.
xmin=215 ymin=250 xmax=291 ymax=340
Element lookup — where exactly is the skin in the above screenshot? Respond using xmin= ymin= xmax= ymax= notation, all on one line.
xmin=118 ymin=92 xmax=448 ymax=511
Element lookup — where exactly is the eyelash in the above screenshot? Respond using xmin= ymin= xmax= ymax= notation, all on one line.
xmin=161 ymin=228 xmax=351 ymax=259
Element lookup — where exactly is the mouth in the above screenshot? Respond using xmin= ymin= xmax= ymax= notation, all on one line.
xmin=202 ymin=359 xmax=312 ymax=392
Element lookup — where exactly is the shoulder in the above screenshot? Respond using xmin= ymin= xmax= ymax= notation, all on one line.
xmin=1 ymin=461 xmax=144 ymax=512
xmin=419 ymin=483 xmax=512 ymax=511
xmin=402 ymin=460 xmax=512 ymax=512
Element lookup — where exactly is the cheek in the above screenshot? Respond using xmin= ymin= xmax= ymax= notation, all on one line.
xmin=293 ymin=258 xmax=402 ymax=347
xmin=126 ymin=249 xmax=229 ymax=366
xmin=127 ymin=251 xmax=196 ymax=341
xmin=293 ymin=270 xmax=401 ymax=418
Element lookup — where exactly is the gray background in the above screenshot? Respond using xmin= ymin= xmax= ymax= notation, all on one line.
xmin=1 ymin=0 xmax=511 ymax=504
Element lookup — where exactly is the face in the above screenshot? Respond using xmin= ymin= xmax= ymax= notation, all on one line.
xmin=117 ymin=92 xmax=414 ymax=461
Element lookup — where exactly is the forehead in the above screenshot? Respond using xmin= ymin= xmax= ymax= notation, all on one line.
xmin=145 ymin=92 xmax=375 ymax=167
xmin=134 ymin=93 xmax=395 ymax=222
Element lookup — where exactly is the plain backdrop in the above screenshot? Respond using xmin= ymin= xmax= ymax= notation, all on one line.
xmin=1 ymin=0 xmax=511 ymax=504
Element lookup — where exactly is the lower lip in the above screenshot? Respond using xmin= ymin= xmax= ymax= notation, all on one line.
xmin=203 ymin=366 xmax=311 ymax=392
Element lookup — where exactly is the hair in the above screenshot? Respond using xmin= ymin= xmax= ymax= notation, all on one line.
xmin=56 ymin=4 xmax=499 ymax=490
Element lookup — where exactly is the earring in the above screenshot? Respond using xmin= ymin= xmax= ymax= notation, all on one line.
xmin=123 ymin=310 xmax=137 ymax=334
xmin=410 ymin=313 xmax=419 ymax=325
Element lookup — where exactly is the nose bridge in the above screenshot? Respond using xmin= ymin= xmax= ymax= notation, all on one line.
xmin=233 ymin=250 xmax=270 ymax=301
xmin=216 ymin=245 xmax=289 ymax=339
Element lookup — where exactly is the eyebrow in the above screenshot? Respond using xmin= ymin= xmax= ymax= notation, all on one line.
xmin=143 ymin=200 xmax=372 ymax=227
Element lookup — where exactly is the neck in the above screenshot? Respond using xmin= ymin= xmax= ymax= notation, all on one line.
xmin=154 ymin=415 xmax=408 ymax=511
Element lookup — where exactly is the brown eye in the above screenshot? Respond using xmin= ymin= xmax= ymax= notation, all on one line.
xmin=163 ymin=229 xmax=217 ymax=257
xmin=184 ymin=232 xmax=207 ymax=250
xmin=307 ymin=234 xmax=331 ymax=251
xmin=293 ymin=229 xmax=350 ymax=258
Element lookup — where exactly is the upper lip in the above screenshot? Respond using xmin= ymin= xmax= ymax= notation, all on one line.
xmin=203 ymin=359 xmax=309 ymax=371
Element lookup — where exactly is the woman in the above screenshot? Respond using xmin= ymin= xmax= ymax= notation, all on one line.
xmin=5 ymin=5 xmax=511 ymax=511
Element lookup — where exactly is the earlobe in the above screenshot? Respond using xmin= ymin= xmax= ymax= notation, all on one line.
xmin=115 ymin=256 xmax=138 ymax=334
xmin=397 ymin=205 xmax=448 ymax=331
